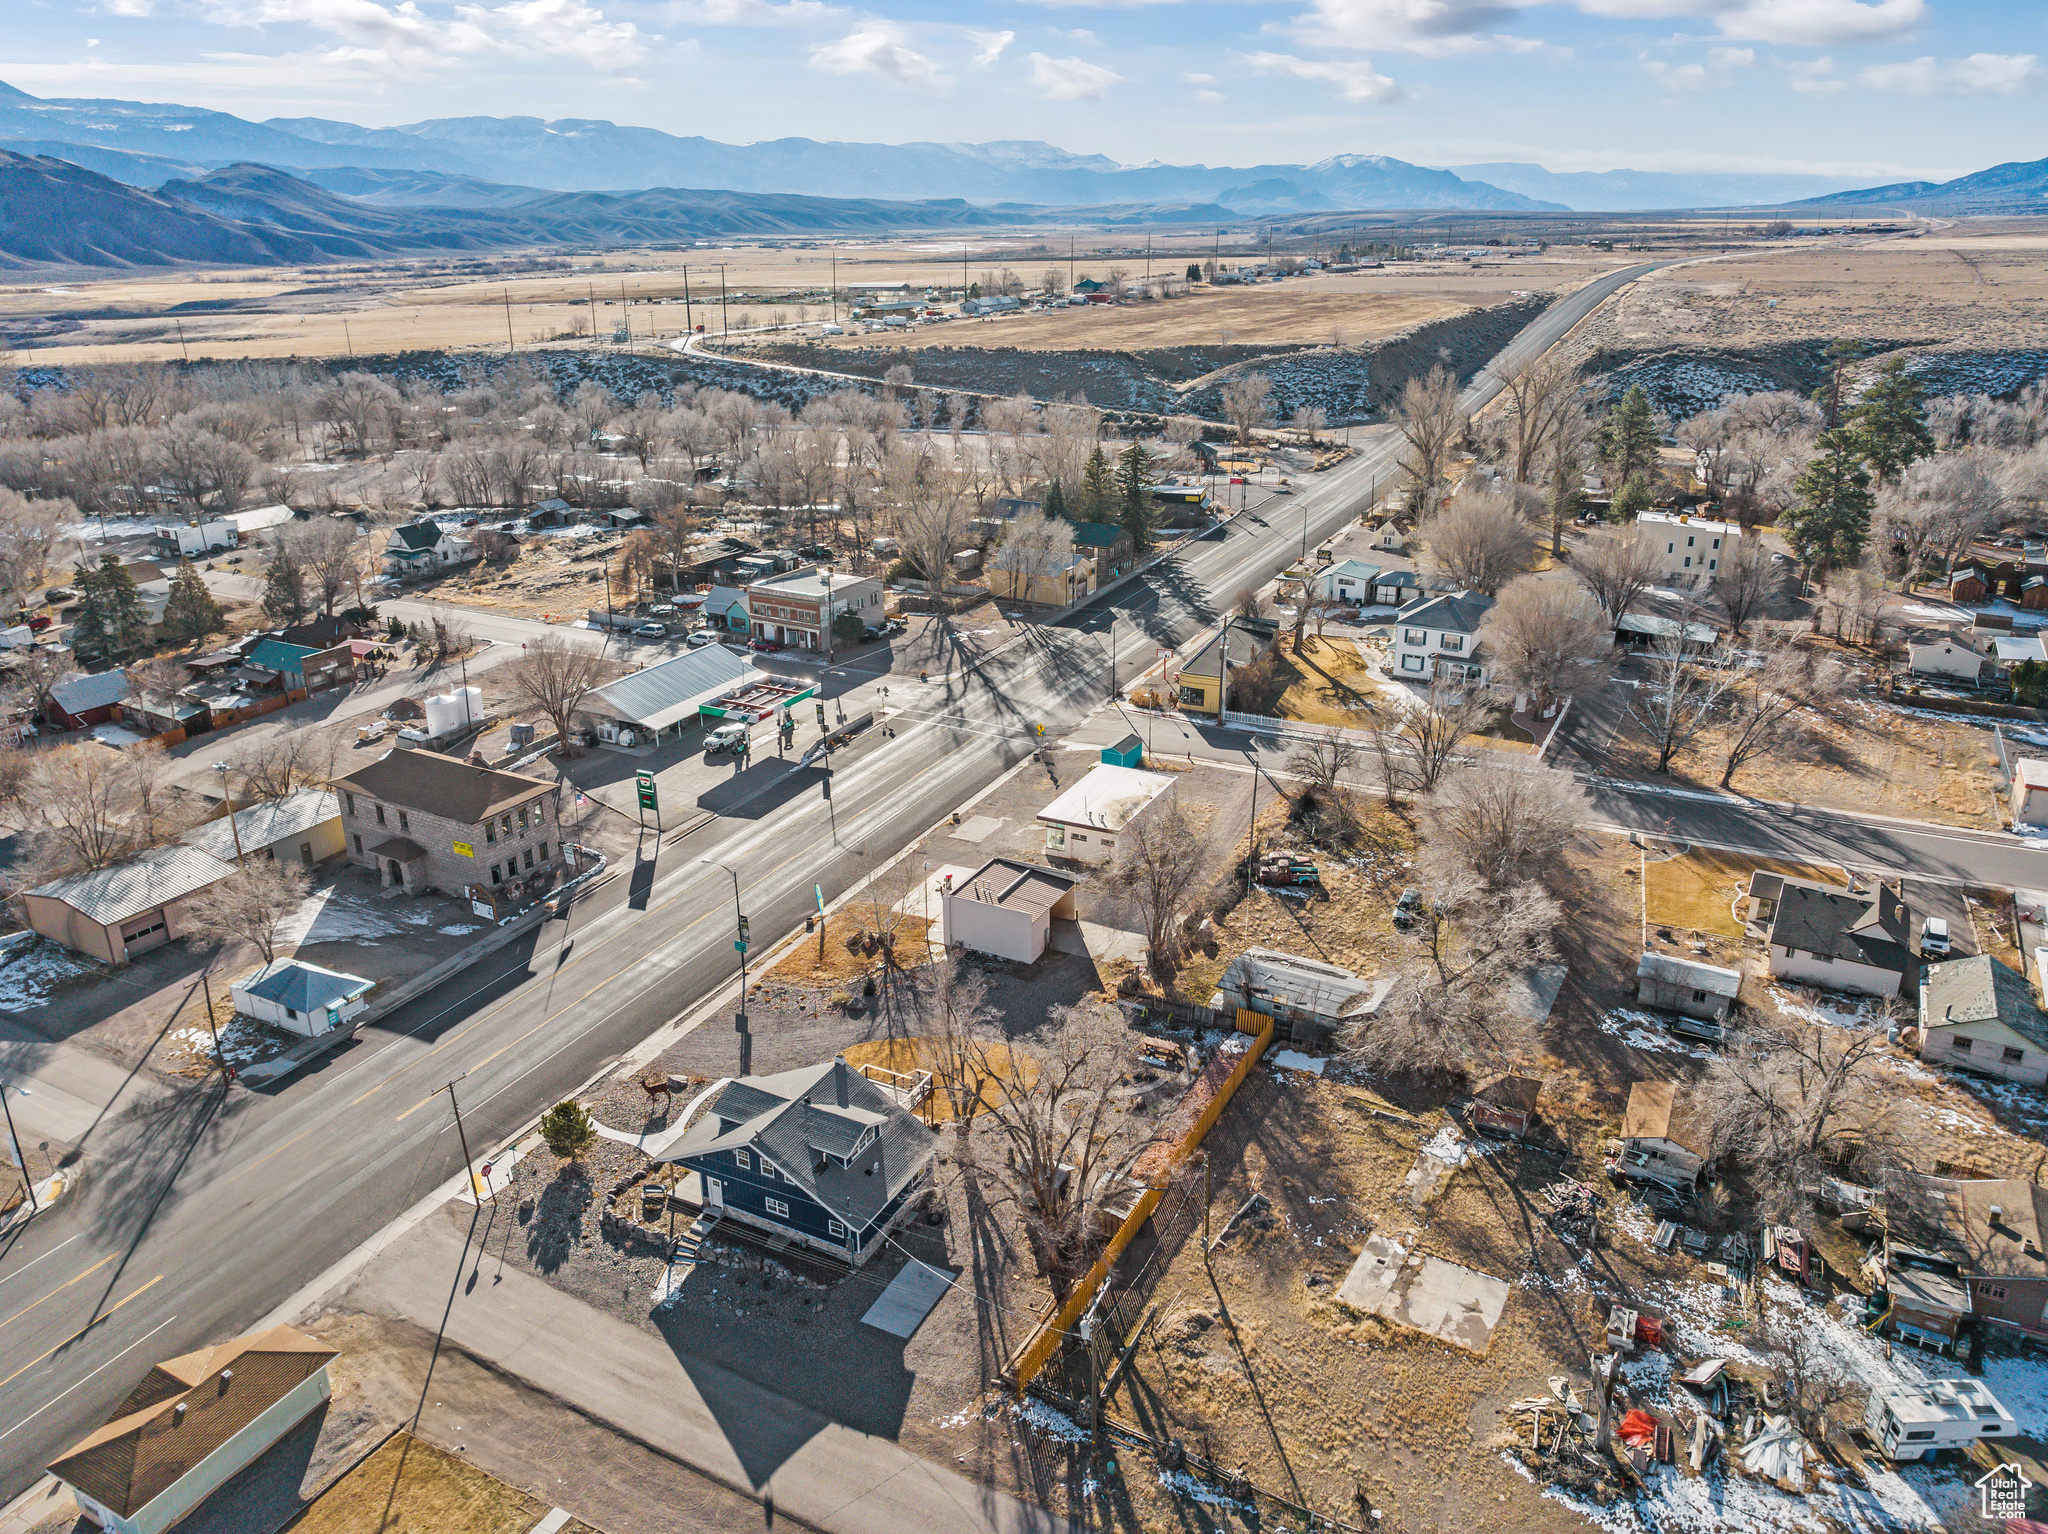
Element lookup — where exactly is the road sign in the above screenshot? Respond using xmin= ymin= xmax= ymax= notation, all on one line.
xmin=737 ymin=915 xmax=750 ymax=946
xmin=815 ymin=701 xmax=828 ymax=730
xmin=815 ymin=883 xmax=825 ymax=914
xmin=635 ymin=770 xmax=658 ymax=812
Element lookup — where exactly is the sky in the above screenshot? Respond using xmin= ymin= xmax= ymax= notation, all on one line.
xmin=1 ymin=0 xmax=2040 ymax=180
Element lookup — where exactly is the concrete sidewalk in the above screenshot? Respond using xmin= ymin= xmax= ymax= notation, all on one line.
xmin=341 ymin=1212 xmax=1071 ymax=1534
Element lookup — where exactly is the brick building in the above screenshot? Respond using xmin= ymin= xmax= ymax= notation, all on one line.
xmin=333 ymin=749 xmax=561 ymax=911
xmin=745 ymin=567 xmax=884 ymax=651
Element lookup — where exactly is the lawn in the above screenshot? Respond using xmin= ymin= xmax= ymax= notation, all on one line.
xmin=1642 ymin=848 xmax=1834 ymax=938
xmin=1267 ymin=635 xmax=1382 ymax=728
xmin=292 ymin=1433 xmax=554 ymax=1534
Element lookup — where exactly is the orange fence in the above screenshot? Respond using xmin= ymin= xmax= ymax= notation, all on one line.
xmin=1009 ymin=1010 xmax=1274 ymax=1392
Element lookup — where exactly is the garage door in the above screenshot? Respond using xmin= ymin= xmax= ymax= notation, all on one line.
xmin=119 ymin=910 xmax=170 ymax=956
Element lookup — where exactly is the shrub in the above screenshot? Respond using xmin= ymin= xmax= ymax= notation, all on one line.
xmin=539 ymin=1100 xmax=597 ymax=1160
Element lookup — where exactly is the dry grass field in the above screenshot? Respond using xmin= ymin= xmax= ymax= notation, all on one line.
xmin=3 ymin=239 xmax=1631 ymax=367
xmin=291 ymin=1432 xmax=565 ymax=1534
xmin=1579 ymin=228 xmax=2048 ymax=352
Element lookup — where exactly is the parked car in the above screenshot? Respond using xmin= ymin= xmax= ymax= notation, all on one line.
xmin=1392 ymin=887 xmax=1423 ymax=928
xmin=633 ymin=621 xmax=670 ymax=638
xmin=704 ymin=722 xmax=750 ymax=755
xmin=41 ymin=588 xmax=74 ymax=604
xmin=749 ymin=637 xmax=782 ymax=653
xmin=1921 ymin=917 xmax=1952 ymax=956
xmin=686 ymin=629 xmax=717 ymax=648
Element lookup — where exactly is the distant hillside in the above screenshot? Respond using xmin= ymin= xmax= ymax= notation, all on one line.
xmin=298 ymin=166 xmax=550 ymax=209
xmin=1446 ymin=162 xmax=1868 ymax=211
xmin=0 ymin=151 xmax=321 ymax=269
xmin=1790 ymin=157 xmax=2048 ymax=213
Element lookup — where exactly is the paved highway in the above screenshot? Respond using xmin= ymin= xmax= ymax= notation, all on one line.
xmin=0 ymin=262 xmax=1666 ymax=1504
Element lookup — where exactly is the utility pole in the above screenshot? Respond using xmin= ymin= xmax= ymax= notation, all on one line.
xmin=199 ymin=970 xmax=224 ymax=1077
xmin=683 ymin=265 xmax=693 ymax=335
xmin=342 ymin=319 xmax=353 ymax=357
xmin=1145 ymin=234 xmax=1152 ymax=286
xmin=718 ymin=264 xmax=729 ymax=338
xmin=620 ymin=279 xmax=630 ymax=344
xmin=829 ymin=248 xmax=836 ymax=321
xmin=210 ymin=763 xmax=244 ymax=861
xmin=502 ymin=287 xmax=515 ymax=350
xmin=702 ymin=858 xmax=750 ymax=1074
xmin=175 ymin=321 xmax=190 ymax=363
xmin=410 ymin=1073 xmax=479 ymax=1438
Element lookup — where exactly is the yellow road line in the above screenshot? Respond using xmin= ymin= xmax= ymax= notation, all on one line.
xmin=0 ymin=1276 xmax=164 ymax=1394
xmin=0 ymin=1256 xmax=114 ymax=1335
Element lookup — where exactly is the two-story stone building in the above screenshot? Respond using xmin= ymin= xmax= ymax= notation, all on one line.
xmin=332 ymin=748 xmax=561 ymax=912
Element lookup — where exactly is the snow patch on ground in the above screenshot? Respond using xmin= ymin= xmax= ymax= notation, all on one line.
xmin=1268 ymin=1049 xmax=1327 ymax=1076
xmin=1598 ymin=1008 xmax=1714 ymax=1059
xmin=1012 ymin=1396 xmax=1088 ymax=1443
xmin=1766 ymin=987 xmax=1877 ymax=1032
xmin=275 ymin=891 xmax=400 ymax=946
xmin=0 ymin=940 xmax=95 ymax=1009
xmin=1419 ymin=1124 xmax=1488 ymax=1165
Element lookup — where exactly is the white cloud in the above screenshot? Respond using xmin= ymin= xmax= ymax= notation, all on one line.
xmin=664 ymin=0 xmax=839 ymax=25
xmin=197 ymin=0 xmax=650 ymax=76
xmin=1858 ymin=51 xmax=2041 ymax=94
xmin=1196 ymin=87 xmax=1225 ymax=101
xmin=1571 ymin=0 xmax=1922 ymax=45
xmin=1281 ymin=0 xmax=1541 ymax=58
xmin=1181 ymin=69 xmax=1216 ymax=82
xmin=967 ymin=28 xmax=1014 ymax=65
xmin=100 ymin=0 xmax=155 ymax=14
xmin=1062 ymin=27 xmax=1099 ymax=42
xmin=1025 ymin=50 xmax=1122 ymax=97
xmin=1243 ymin=49 xmax=1404 ymax=101
xmin=85 ymin=37 xmax=102 ymax=47
xmin=1708 ymin=45 xmax=1752 ymax=65
xmin=1644 ymin=58 xmax=1709 ymax=87
xmin=808 ymin=21 xmax=950 ymax=89
xmin=485 ymin=0 xmax=648 ymax=70
xmin=1791 ymin=74 xmax=1844 ymax=91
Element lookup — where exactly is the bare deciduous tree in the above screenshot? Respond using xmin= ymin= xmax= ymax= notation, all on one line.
xmin=1420 ymin=756 xmax=1588 ymax=893
xmin=1285 ymin=727 xmax=1360 ymax=794
xmin=986 ymin=509 xmax=1076 ymax=605
xmin=227 ymin=724 xmax=336 ymax=804
xmin=1418 ymin=487 xmax=1535 ymax=596
xmin=1110 ymin=798 xmax=1209 ymax=978
xmin=1366 ymin=677 xmax=1491 ymax=803
xmin=1477 ymin=575 xmax=1610 ymax=711
xmin=17 ymin=746 xmax=158 ymax=876
xmin=507 ymin=638 xmax=615 ymax=757
xmin=181 ymin=855 xmax=311 ymax=966
xmin=1713 ymin=538 xmax=1776 ymax=638
xmin=966 ymin=998 xmax=1142 ymax=1288
xmin=1219 ymin=373 xmax=1274 ymax=447
xmin=1877 ymin=449 xmax=2006 ymax=586
xmin=1575 ymin=529 xmax=1660 ymax=623
xmin=1706 ymin=1018 xmax=1904 ymax=1223
xmin=1394 ymin=363 xmax=1466 ymax=516
xmin=1627 ymin=607 xmax=1735 ymax=772
xmin=1719 ymin=636 xmax=1843 ymax=789
xmin=1493 ymin=353 xmax=1578 ymax=487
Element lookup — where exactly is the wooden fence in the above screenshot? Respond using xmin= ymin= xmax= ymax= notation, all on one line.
xmin=1008 ymin=1009 xmax=1273 ymax=1393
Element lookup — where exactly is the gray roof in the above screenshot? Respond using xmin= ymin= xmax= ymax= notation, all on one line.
xmin=1218 ymin=946 xmax=1380 ymax=1022
xmin=585 ymin=646 xmax=757 ymax=732
xmin=183 ymin=790 xmax=338 ymax=862
xmin=1637 ymin=951 xmax=1743 ymax=998
xmin=387 ymin=522 xmax=444 ymax=551
xmin=334 ymin=749 xmax=553 ymax=826
xmin=1920 ymin=954 xmax=2048 ymax=1052
xmin=234 ymin=959 xmax=373 ymax=1015
xmin=1395 ymin=590 xmax=1496 ymax=635
xmin=48 ymin=672 xmax=132 ymax=714
xmin=664 ymin=1058 xmax=937 ymax=1229
xmin=1768 ymin=878 xmax=1913 ymax=975
xmin=948 ymin=857 xmax=1074 ymax=915
xmin=1616 ymin=613 xmax=1720 ymax=644
xmin=30 ymin=845 xmax=236 ymax=927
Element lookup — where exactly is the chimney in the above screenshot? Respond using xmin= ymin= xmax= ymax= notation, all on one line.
xmin=834 ymin=1055 xmax=848 ymax=1107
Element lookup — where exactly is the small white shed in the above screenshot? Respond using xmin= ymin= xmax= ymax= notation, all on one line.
xmin=1037 ymin=764 xmax=1179 ymax=866
xmin=231 ymin=959 xmax=374 ymax=1037
xmin=2013 ymin=758 xmax=2048 ymax=827
xmin=939 ymin=857 xmax=1078 ymax=964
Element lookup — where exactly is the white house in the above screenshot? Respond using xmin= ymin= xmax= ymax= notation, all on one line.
xmin=1036 ymin=763 xmax=1179 ymax=865
xmin=1611 ymin=1080 xmax=1709 ymax=1191
xmin=48 ymin=1325 xmax=337 ymax=1534
xmin=1917 ymin=954 xmax=2048 ymax=1086
xmin=1758 ymin=875 xmax=1917 ymax=998
xmin=231 ymin=959 xmax=375 ymax=1037
xmin=939 ymin=856 xmax=1078 ymax=963
xmin=1390 ymin=591 xmax=1494 ymax=685
xmin=2013 ymin=758 xmax=2048 ymax=827
xmin=1908 ymin=634 xmax=1996 ymax=686
xmin=382 ymin=520 xmax=476 ymax=577
xmin=1636 ymin=510 xmax=1739 ymax=580
xmin=1313 ymin=559 xmax=1382 ymax=605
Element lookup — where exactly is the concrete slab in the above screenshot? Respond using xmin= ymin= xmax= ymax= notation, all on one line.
xmin=1336 ymin=1235 xmax=1509 ymax=1354
xmin=860 ymin=1259 xmax=954 ymax=1338
xmin=893 ymin=864 xmax=977 ymax=917
xmin=952 ymin=815 xmax=1004 ymax=843
xmin=1505 ymin=963 xmax=1567 ymax=1025
xmin=1046 ymin=920 xmax=1147 ymax=966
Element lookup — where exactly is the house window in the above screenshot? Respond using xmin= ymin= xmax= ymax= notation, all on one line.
xmin=765 ymin=1197 xmax=789 ymax=1219
xmin=829 ymin=1218 xmax=846 ymax=1237
xmin=1440 ymin=634 xmax=1464 ymax=653
xmin=759 ymin=1158 xmax=778 ymax=1180
xmin=518 ymin=807 xmax=529 ymax=831
xmin=524 ymin=848 xmax=535 ymax=870
xmin=1403 ymin=628 xmax=1426 ymax=646
xmin=486 ymin=822 xmax=497 ymax=844
xmin=734 ymin=1150 xmax=751 ymax=1169
xmin=490 ymin=863 xmax=502 ymax=883
xmin=376 ymin=805 xmax=387 ymax=826
xmin=1952 ymin=1036 xmax=1973 ymax=1052
xmin=1683 ymin=556 xmax=1692 ymax=568
xmin=1982 ymin=1284 xmax=2008 ymax=1301
xmin=539 ymin=842 xmax=550 ymax=862
xmin=344 ymin=792 xmax=356 ymax=817
xmin=1686 ymin=535 xmax=1696 ymax=548
xmin=1692 ymin=989 xmax=1707 ymax=1003
xmin=353 ymin=834 xmax=363 ymax=855
xmin=535 ymin=800 xmax=547 ymax=822
xmin=1179 ymin=685 xmax=1205 ymax=707
xmin=2003 ymin=1046 xmax=2025 ymax=1064
xmin=502 ymin=814 xmax=514 ymax=837
xmin=399 ymin=811 xmax=410 ymax=834
xmin=1400 ymin=654 xmax=1427 ymax=673
xmin=1667 ymin=542 xmax=1676 ymax=554
xmin=1708 ymin=559 xmax=1718 ymax=571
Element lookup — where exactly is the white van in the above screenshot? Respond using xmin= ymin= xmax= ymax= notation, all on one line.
xmin=819 ymin=323 xmax=845 ymax=335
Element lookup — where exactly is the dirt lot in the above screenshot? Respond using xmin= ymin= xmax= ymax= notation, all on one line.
xmin=291 ymin=1432 xmax=563 ymax=1534
xmin=1593 ymin=684 xmax=2006 ymax=829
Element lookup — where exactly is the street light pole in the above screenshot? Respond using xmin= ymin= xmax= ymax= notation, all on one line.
xmin=700 ymin=858 xmax=749 ymax=1068
xmin=1 ymin=1081 xmax=36 ymax=1213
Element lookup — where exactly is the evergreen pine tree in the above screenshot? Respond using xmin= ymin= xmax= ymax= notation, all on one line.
xmin=66 ymin=560 xmax=110 ymax=662
xmin=1783 ymin=428 xmax=1874 ymax=579
xmin=1040 ymin=479 xmax=1069 ymax=521
xmin=1599 ymin=385 xmax=1660 ymax=487
xmin=1080 ymin=447 xmax=1115 ymax=521
xmin=261 ymin=556 xmax=308 ymax=626
xmin=1115 ymin=441 xmax=1156 ymax=550
xmin=1848 ymin=356 xmax=1932 ymax=488
xmin=1612 ymin=474 xmax=1653 ymax=521
xmin=162 ymin=558 xmax=227 ymax=645
xmin=71 ymin=555 xmax=150 ymax=661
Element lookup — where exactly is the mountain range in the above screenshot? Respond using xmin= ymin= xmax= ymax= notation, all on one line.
xmin=1785 ymin=157 xmax=2048 ymax=214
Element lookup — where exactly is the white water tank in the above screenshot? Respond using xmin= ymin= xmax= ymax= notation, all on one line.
xmin=423 ymin=687 xmax=483 ymax=737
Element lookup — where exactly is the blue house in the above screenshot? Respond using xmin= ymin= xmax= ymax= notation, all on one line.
xmin=663 ymin=1057 xmax=937 ymax=1265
